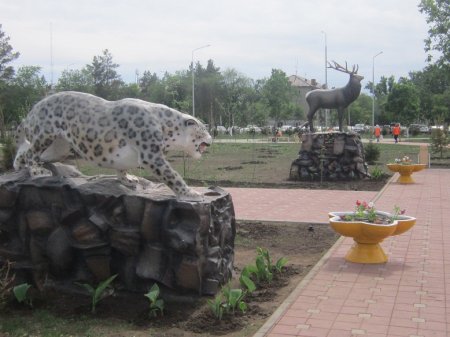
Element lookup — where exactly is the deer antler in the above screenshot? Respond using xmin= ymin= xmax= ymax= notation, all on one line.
xmin=327 ymin=61 xmax=359 ymax=74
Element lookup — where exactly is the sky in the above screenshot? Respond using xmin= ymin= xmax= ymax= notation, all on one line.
xmin=1 ymin=0 xmax=431 ymax=89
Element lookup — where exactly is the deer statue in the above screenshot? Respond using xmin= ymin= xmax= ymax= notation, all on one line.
xmin=301 ymin=61 xmax=364 ymax=132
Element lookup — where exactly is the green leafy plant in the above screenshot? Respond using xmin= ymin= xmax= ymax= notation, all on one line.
xmin=241 ymin=248 xmax=288 ymax=287
xmin=257 ymin=247 xmax=273 ymax=271
xmin=12 ymin=283 xmax=32 ymax=307
xmin=144 ymin=283 xmax=164 ymax=318
xmin=391 ymin=205 xmax=406 ymax=221
xmin=274 ymin=256 xmax=288 ymax=273
xmin=208 ymin=293 xmax=225 ymax=320
xmin=208 ymin=284 xmax=248 ymax=320
xmin=222 ymin=285 xmax=247 ymax=315
xmin=255 ymin=253 xmax=273 ymax=283
xmin=0 ymin=261 xmax=15 ymax=309
xmin=239 ymin=267 xmax=256 ymax=293
xmin=76 ymin=274 xmax=117 ymax=314
xmin=257 ymin=247 xmax=288 ymax=274
xmin=370 ymin=166 xmax=384 ymax=180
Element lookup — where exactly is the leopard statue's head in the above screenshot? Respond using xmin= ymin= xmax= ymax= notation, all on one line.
xmin=171 ymin=113 xmax=212 ymax=159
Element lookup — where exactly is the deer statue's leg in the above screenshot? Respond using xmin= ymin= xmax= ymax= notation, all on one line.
xmin=307 ymin=108 xmax=316 ymax=132
xmin=338 ymin=108 xmax=344 ymax=132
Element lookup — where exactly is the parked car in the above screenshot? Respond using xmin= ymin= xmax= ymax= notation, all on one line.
xmin=280 ymin=125 xmax=294 ymax=132
xmin=409 ymin=124 xmax=430 ymax=134
xmin=215 ymin=125 xmax=227 ymax=133
xmin=353 ymin=124 xmax=366 ymax=133
xmin=242 ymin=125 xmax=262 ymax=133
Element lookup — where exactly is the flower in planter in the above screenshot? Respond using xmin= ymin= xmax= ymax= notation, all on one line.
xmin=340 ymin=200 xmax=406 ymax=224
xmin=394 ymin=156 xmax=413 ymax=165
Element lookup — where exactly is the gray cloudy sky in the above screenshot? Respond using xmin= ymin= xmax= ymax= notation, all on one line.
xmin=1 ymin=0 xmax=430 ymax=89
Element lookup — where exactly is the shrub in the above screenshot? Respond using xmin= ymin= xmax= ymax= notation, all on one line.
xmin=364 ymin=141 xmax=380 ymax=164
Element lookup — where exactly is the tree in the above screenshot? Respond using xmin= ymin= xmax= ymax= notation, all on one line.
xmin=221 ymin=68 xmax=255 ymax=127
xmin=409 ymin=64 xmax=450 ymax=125
xmin=55 ymin=68 xmax=94 ymax=93
xmin=346 ymin=93 xmax=373 ymax=125
xmin=160 ymin=71 xmax=191 ymax=112
xmin=2 ymin=66 xmax=48 ymax=125
xmin=365 ymin=75 xmax=396 ymax=125
xmin=418 ymin=0 xmax=449 ymax=66
xmin=430 ymin=128 xmax=449 ymax=159
xmin=86 ymin=49 xmax=123 ymax=99
xmin=0 ymin=24 xmax=20 ymax=82
xmin=262 ymin=69 xmax=297 ymax=125
xmin=385 ymin=80 xmax=421 ymax=124
xmin=195 ymin=60 xmax=224 ymax=126
xmin=0 ymin=24 xmax=20 ymax=138
xmin=139 ymin=70 xmax=165 ymax=103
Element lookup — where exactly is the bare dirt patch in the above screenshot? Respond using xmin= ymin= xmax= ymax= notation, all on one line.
xmin=1 ymin=222 xmax=339 ymax=337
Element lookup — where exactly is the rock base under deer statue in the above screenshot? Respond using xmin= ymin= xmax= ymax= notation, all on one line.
xmin=290 ymin=132 xmax=369 ymax=181
xmin=0 ymin=163 xmax=235 ymax=296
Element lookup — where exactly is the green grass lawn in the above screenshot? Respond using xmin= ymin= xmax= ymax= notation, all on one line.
xmin=75 ymin=142 xmax=423 ymax=186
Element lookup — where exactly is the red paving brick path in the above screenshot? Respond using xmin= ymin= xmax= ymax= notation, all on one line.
xmin=225 ymin=169 xmax=450 ymax=337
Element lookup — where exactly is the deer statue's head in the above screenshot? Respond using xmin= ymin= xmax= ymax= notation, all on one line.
xmin=328 ymin=61 xmax=364 ymax=82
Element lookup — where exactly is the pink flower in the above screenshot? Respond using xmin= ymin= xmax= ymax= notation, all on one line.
xmin=356 ymin=200 xmax=361 ymax=206
xmin=401 ymin=209 xmax=406 ymax=215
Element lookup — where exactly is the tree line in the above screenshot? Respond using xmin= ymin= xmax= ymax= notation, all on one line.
xmin=0 ymin=1 xmax=448 ymax=134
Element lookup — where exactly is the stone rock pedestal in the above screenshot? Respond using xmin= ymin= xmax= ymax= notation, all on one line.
xmin=290 ymin=132 xmax=368 ymax=181
xmin=0 ymin=164 xmax=235 ymax=295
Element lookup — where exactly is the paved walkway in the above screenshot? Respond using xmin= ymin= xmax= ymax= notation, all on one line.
xmin=226 ymin=168 xmax=450 ymax=337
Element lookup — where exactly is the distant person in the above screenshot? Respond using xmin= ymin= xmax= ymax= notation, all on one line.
xmin=374 ymin=124 xmax=381 ymax=142
xmin=392 ymin=124 xmax=401 ymax=143
xmin=275 ymin=129 xmax=282 ymax=142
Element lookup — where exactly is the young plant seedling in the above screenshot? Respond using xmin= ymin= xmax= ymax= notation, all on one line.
xmin=144 ymin=283 xmax=164 ymax=318
xmin=76 ymin=274 xmax=117 ymax=314
xmin=208 ymin=293 xmax=225 ymax=320
xmin=222 ymin=285 xmax=247 ymax=315
xmin=239 ymin=267 xmax=256 ymax=293
xmin=12 ymin=283 xmax=32 ymax=307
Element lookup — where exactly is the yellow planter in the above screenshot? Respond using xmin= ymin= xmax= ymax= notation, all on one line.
xmin=328 ymin=211 xmax=416 ymax=263
xmin=387 ymin=163 xmax=426 ymax=184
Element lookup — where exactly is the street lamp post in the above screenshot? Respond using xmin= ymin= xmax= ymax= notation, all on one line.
xmin=191 ymin=44 xmax=211 ymax=117
xmin=321 ymin=31 xmax=328 ymax=127
xmin=372 ymin=51 xmax=383 ymax=137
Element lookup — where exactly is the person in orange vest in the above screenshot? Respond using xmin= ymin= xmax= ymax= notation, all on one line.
xmin=392 ymin=124 xmax=401 ymax=143
xmin=374 ymin=124 xmax=381 ymax=142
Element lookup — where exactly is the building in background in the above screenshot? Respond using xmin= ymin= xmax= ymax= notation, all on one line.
xmin=288 ymin=75 xmax=324 ymax=114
